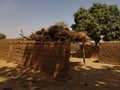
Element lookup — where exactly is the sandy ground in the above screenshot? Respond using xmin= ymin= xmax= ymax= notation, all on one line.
xmin=0 ymin=58 xmax=120 ymax=90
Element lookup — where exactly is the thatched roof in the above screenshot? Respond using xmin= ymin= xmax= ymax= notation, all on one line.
xmin=29 ymin=25 xmax=90 ymax=42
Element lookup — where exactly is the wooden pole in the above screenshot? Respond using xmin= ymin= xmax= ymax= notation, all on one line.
xmin=82 ymin=42 xmax=86 ymax=64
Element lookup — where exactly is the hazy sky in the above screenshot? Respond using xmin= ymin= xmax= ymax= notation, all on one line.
xmin=0 ymin=0 xmax=120 ymax=38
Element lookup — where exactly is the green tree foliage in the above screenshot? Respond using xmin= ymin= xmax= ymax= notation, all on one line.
xmin=0 ymin=32 xmax=6 ymax=40
xmin=72 ymin=3 xmax=120 ymax=45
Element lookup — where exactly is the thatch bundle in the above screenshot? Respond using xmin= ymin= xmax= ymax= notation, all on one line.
xmin=29 ymin=25 xmax=90 ymax=42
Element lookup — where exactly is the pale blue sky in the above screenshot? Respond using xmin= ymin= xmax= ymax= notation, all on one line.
xmin=0 ymin=0 xmax=120 ymax=38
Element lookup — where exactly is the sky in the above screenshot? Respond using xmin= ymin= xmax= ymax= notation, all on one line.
xmin=0 ymin=0 xmax=120 ymax=38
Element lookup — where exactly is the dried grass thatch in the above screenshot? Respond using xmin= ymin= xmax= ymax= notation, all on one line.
xmin=29 ymin=25 xmax=90 ymax=43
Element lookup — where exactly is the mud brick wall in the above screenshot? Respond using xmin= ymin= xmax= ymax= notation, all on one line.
xmin=71 ymin=43 xmax=99 ymax=58
xmin=99 ymin=41 xmax=120 ymax=65
xmin=0 ymin=39 xmax=26 ymax=63
xmin=0 ymin=40 xmax=70 ymax=76
xmin=23 ymin=41 xmax=70 ymax=74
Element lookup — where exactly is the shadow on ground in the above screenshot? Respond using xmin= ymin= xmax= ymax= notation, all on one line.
xmin=0 ymin=59 xmax=120 ymax=90
xmin=0 ymin=65 xmax=55 ymax=90
xmin=68 ymin=61 xmax=120 ymax=90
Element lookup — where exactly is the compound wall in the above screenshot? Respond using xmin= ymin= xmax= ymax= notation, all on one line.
xmin=99 ymin=41 xmax=120 ymax=65
xmin=0 ymin=40 xmax=70 ymax=78
xmin=70 ymin=43 xmax=99 ymax=58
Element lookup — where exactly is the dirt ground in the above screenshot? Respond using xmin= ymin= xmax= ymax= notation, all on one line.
xmin=0 ymin=58 xmax=120 ymax=90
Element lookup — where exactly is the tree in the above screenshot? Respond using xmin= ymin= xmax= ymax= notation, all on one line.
xmin=71 ymin=3 xmax=120 ymax=45
xmin=0 ymin=33 xmax=6 ymax=40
